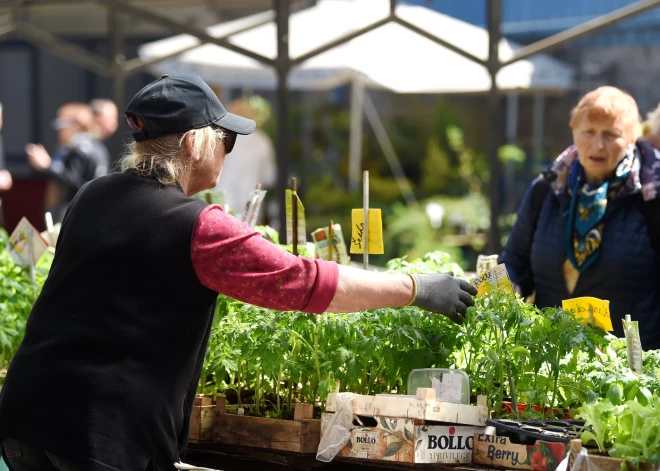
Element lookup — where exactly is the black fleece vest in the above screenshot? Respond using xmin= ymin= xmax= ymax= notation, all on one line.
xmin=0 ymin=171 xmax=218 ymax=470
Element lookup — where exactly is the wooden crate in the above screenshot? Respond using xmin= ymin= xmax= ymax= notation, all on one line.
xmin=325 ymin=388 xmax=488 ymax=426
xmin=321 ymin=412 xmax=485 ymax=464
xmin=472 ymin=433 xmax=569 ymax=471
xmin=569 ymin=440 xmax=654 ymax=471
xmin=212 ymin=396 xmax=321 ymax=453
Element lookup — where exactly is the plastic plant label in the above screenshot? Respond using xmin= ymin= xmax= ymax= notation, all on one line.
xmin=311 ymin=224 xmax=350 ymax=265
xmin=431 ymin=374 xmax=463 ymax=404
xmin=6 ymin=217 xmax=49 ymax=266
xmin=561 ymin=297 xmax=613 ymax=331
xmin=622 ymin=316 xmax=643 ymax=373
xmin=285 ymin=190 xmax=306 ymax=245
xmin=470 ymin=264 xmax=514 ymax=298
xmin=242 ymin=189 xmax=267 ymax=228
xmin=476 ymin=254 xmax=499 ymax=275
xmin=349 ymin=209 xmax=384 ymax=254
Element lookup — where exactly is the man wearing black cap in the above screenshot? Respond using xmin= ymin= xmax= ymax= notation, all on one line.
xmin=0 ymin=75 xmax=475 ymax=471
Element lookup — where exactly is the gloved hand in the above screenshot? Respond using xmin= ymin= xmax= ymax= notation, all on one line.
xmin=411 ymin=272 xmax=478 ymax=323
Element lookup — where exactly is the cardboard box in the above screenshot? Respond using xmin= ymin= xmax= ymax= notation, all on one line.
xmin=325 ymin=388 xmax=488 ymax=426
xmin=321 ymin=413 xmax=485 ymax=464
xmin=473 ymin=433 xmax=569 ymax=471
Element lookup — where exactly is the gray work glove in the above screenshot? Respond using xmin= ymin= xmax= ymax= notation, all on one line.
xmin=411 ymin=272 xmax=478 ymax=323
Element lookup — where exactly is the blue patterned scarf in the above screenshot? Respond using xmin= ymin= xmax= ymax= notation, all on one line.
xmin=564 ymin=152 xmax=635 ymax=272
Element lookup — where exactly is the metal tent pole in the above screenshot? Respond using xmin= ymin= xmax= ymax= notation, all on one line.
xmin=275 ymin=0 xmax=290 ymax=238
xmin=348 ymin=78 xmax=364 ymax=192
xmin=486 ymin=0 xmax=502 ymax=254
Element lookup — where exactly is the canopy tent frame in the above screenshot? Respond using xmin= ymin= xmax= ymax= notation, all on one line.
xmin=2 ymin=0 xmax=660 ymax=251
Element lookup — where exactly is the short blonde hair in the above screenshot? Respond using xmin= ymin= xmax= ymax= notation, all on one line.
xmin=570 ymin=86 xmax=641 ymax=140
xmin=119 ymin=126 xmax=223 ymax=186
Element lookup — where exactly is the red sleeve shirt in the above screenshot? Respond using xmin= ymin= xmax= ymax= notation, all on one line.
xmin=191 ymin=205 xmax=339 ymax=314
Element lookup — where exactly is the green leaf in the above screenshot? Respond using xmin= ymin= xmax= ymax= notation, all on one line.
xmin=404 ymin=427 xmax=414 ymax=442
xmin=508 ymin=346 xmax=530 ymax=357
xmin=607 ymin=385 xmax=624 ymax=406
xmin=383 ymin=441 xmax=404 ymax=457
xmin=636 ymin=387 xmax=653 ymax=406
xmin=609 ymin=444 xmax=642 ymax=459
xmin=416 ymin=438 xmax=424 ymax=451
xmin=380 ymin=417 xmax=390 ymax=431
xmin=580 ymin=431 xmax=597 ymax=447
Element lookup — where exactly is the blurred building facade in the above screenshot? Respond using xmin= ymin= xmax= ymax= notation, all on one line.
xmin=0 ymin=1 xmax=279 ymax=231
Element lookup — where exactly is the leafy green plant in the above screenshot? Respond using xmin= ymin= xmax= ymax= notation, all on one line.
xmin=0 ymin=229 xmax=53 ymax=369
xmin=199 ymin=251 xmax=466 ymax=416
xmin=455 ymin=290 xmax=608 ymax=418
xmin=579 ymin=395 xmax=660 ymax=467
xmin=201 ymin=300 xmax=461 ymax=417
xmin=385 ymin=251 xmax=465 ymax=278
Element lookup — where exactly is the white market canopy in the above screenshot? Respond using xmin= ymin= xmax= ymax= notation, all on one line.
xmin=137 ymin=0 xmax=574 ymax=94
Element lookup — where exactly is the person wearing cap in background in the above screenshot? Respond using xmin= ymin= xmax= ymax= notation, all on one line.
xmin=0 ymin=75 xmax=477 ymax=471
xmin=0 ymin=103 xmax=13 ymax=228
xmin=25 ymin=102 xmax=110 ymax=221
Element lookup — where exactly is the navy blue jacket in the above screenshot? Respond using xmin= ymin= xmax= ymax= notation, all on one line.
xmin=501 ymin=177 xmax=660 ymax=349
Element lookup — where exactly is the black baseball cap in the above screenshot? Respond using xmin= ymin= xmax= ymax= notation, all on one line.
xmin=124 ymin=74 xmax=256 ymax=142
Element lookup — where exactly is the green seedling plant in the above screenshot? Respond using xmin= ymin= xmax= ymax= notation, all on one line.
xmin=455 ymin=289 xmax=607 ymax=418
xmin=579 ymin=388 xmax=660 ymax=468
xmin=9 ymin=231 xmax=660 ymax=471
xmin=0 ymin=229 xmax=53 ymax=369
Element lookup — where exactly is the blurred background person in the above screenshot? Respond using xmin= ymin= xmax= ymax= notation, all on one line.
xmin=214 ymin=97 xmax=276 ymax=215
xmin=501 ymin=86 xmax=660 ymax=349
xmin=25 ymin=102 xmax=109 ymax=221
xmin=90 ymin=98 xmax=119 ymax=142
xmin=0 ymin=103 xmax=13 ymax=228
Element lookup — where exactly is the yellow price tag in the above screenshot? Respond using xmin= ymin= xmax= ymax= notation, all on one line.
xmin=470 ymin=264 xmax=514 ymax=298
xmin=350 ymin=209 xmax=384 ymax=254
xmin=562 ymin=297 xmax=613 ymax=331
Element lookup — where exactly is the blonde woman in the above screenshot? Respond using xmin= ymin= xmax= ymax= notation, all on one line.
xmin=501 ymin=86 xmax=660 ymax=347
xmin=0 ymin=75 xmax=476 ymax=471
